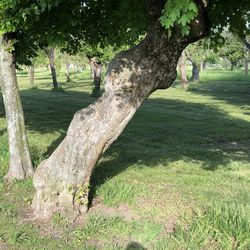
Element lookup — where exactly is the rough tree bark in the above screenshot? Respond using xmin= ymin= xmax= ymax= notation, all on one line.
xmin=178 ymin=51 xmax=188 ymax=89
xmin=29 ymin=65 xmax=35 ymax=87
xmin=45 ymin=48 xmax=58 ymax=89
xmin=32 ymin=0 xmax=209 ymax=220
xmin=89 ymin=58 xmax=102 ymax=97
xmin=192 ymin=62 xmax=200 ymax=82
xmin=0 ymin=35 xmax=34 ymax=180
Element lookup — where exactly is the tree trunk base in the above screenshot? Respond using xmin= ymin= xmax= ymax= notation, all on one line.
xmin=32 ymin=160 xmax=89 ymax=220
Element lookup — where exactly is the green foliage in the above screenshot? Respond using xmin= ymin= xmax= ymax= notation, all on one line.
xmin=219 ymin=33 xmax=245 ymax=65
xmin=51 ymin=212 xmax=69 ymax=228
xmin=160 ymin=0 xmax=198 ymax=36
xmin=69 ymin=182 xmax=90 ymax=206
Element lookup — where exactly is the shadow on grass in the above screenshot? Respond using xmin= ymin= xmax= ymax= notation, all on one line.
xmin=1 ymin=84 xmax=250 ymax=198
xmin=0 ymin=128 xmax=6 ymax=137
xmin=89 ymin=94 xmax=250 ymax=203
xmin=188 ymin=80 xmax=250 ymax=108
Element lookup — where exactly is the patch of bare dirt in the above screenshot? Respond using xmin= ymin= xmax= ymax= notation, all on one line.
xmin=0 ymin=241 xmax=8 ymax=250
xmin=89 ymin=197 xmax=140 ymax=221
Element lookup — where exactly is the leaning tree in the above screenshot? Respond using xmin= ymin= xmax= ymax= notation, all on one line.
xmin=31 ymin=0 xmax=249 ymax=220
xmin=1 ymin=0 xmax=249 ymax=219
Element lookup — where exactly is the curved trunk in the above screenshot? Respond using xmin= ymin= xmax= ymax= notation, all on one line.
xmin=0 ymin=35 xmax=34 ymax=180
xmin=192 ymin=62 xmax=200 ymax=82
xmin=46 ymin=48 xmax=58 ymax=89
xmin=178 ymin=51 xmax=188 ymax=89
xmin=32 ymin=25 xmax=185 ymax=220
xmin=29 ymin=65 xmax=35 ymax=87
xmin=32 ymin=0 xmax=209 ymax=220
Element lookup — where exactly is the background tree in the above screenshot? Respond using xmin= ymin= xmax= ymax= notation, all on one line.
xmin=84 ymin=44 xmax=127 ymax=97
xmin=0 ymin=0 xmax=85 ymax=180
xmin=0 ymin=36 xmax=34 ymax=180
xmin=219 ymin=33 xmax=245 ymax=71
xmin=186 ymin=42 xmax=204 ymax=82
xmin=178 ymin=51 xmax=188 ymax=88
xmin=45 ymin=48 xmax=59 ymax=89
xmin=243 ymin=37 xmax=250 ymax=76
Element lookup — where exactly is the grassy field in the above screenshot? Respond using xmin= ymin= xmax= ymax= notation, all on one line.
xmin=0 ymin=68 xmax=250 ymax=249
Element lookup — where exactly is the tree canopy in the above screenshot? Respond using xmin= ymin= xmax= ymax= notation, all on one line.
xmin=0 ymin=0 xmax=249 ymax=65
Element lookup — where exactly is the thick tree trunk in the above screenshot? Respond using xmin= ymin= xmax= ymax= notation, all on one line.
xmin=178 ymin=51 xmax=188 ymax=89
xmin=32 ymin=0 xmax=209 ymax=220
xmin=66 ymin=63 xmax=71 ymax=82
xmin=32 ymin=27 xmax=185 ymax=220
xmin=0 ymin=35 xmax=34 ymax=180
xmin=46 ymin=48 xmax=58 ymax=89
xmin=192 ymin=62 xmax=200 ymax=82
xmin=29 ymin=65 xmax=35 ymax=87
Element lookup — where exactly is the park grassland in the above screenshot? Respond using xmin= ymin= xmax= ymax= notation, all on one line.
xmin=0 ymin=68 xmax=250 ymax=249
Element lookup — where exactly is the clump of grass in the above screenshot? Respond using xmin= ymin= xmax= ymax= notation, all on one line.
xmin=96 ymin=178 xmax=142 ymax=206
xmin=168 ymin=202 xmax=250 ymax=249
xmin=0 ymin=204 xmax=18 ymax=218
xmin=52 ymin=86 xmax=65 ymax=93
xmin=9 ymin=231 xmax=32 ymax=244
xmin=74 ymin=214 xmax=130 ymax=243
xmin=73 ymin=213 xmax=163 ymax=248
xmin=51 ymin=212 xmax=69 ymax=228
xmin=0 ymin=132 xmax=9 ymax=175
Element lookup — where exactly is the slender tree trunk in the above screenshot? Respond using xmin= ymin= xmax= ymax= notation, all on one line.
xmin=202 ymin=61 xmax=207 ymax=70
xmin=46 ymin=48 xmax=58 ymax=89
xmin=93 ymin=64 xmax=102 ymax=97
xmin=245 ymin=50 xmax=249 ymax=77
xmin=230 ymin=62 xmax=236 ymax=71
xmin=245 ymin=59 xmax=249 ymax=77
xmin=89 ymin=59 xmax=95 ymax=78
xmin=29 ymin=65 xmax=35 ymax=87
xmin=66 ymin=63 xmax=71 ymax=82
xmin=192 ymin=62 xmax=200 ymax=82
xmin=0 ymin=35 xmax=34 ymax=180
xmin=32 ymin=0 xmax=209 ymax=220
xmin=89 ymin=58 xmax=102 ymax=97
xmin=178 ymin=51 xmax=188 ymax=89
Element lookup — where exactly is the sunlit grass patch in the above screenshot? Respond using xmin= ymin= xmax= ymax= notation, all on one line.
xmin=166 ymin=202 xmax=250 ymax=249
xmin=96 ymin=178 xmax=144 ymax=207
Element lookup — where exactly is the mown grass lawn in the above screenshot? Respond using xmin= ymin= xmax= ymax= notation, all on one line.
xmin=0 ymin=68 xmax=250 ymax=249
